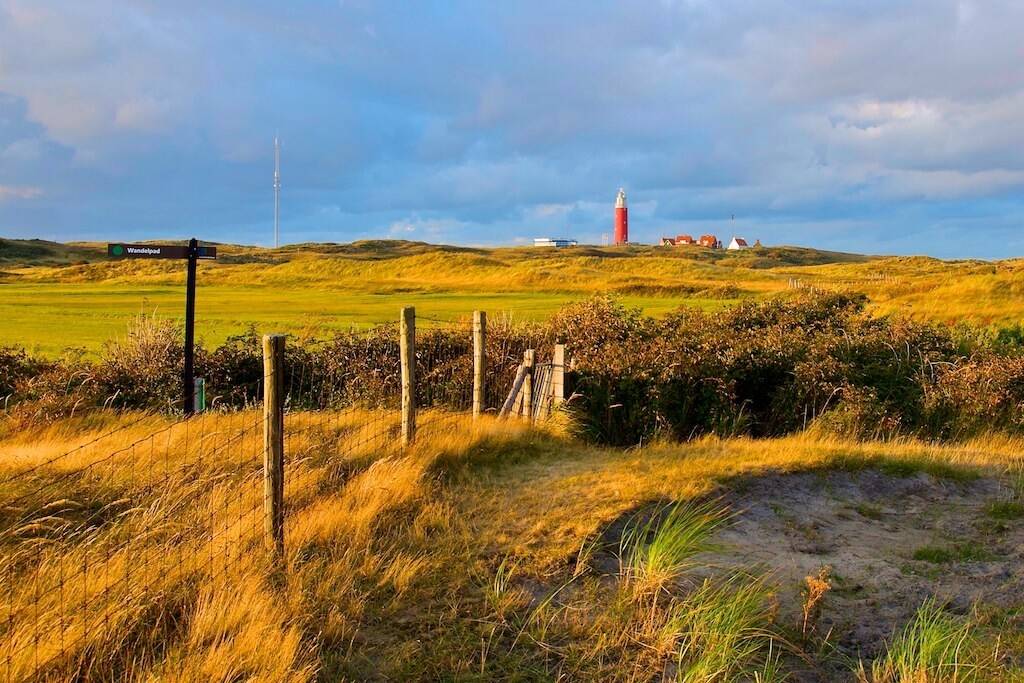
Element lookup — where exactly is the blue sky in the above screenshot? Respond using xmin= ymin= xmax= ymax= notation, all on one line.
xmin=1 ymin=1 xmax=1023 ymax=257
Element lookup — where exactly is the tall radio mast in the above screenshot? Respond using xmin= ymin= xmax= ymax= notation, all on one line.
xmin=273 ymin=136 xmax=281 ymax=248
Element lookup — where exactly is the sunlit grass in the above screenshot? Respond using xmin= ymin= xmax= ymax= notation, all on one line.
xmin=668 ymin=576 xmax=779 ymax=683
xmin=620 ymin=500 xmax=729 ymax=596
xmin=860 ymin=600 xmax=995 ymax=683
xmin=3 ymin=409 xmax=1024 ymax=679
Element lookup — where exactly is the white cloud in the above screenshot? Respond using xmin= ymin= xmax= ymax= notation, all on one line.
xmin=387 ymin=216 xmax=467 ymax=239
xmin=0 ymin=1 xmax=202 ymax=147
xmin=0 ymin=184 xmax=42 ymax=200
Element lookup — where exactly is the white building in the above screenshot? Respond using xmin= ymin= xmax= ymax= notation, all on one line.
xmin=533 ymin=238 xmax=578 ymax=248
xmin=727 ymin=237 xmax=751 ymax=250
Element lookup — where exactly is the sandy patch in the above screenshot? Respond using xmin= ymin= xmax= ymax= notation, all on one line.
xmin=705 ymin=468 xmax=1023 ymax=670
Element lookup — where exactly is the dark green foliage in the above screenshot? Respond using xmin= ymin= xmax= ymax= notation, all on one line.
xmin=556 ymin=294 xmax=1024 ymax=444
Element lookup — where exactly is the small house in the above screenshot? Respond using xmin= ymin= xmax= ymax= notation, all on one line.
xmin=698 ymin=234 xmax=720 ymax=248
xmin=727 ymin=237 xmax=750 ymax=250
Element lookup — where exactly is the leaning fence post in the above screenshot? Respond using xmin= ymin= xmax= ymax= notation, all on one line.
xmin=498 ymin=363 xmax=528 ymax=418
xmin=521 ymin=349 xmax=535 ymax=420
xmin=400 ymin=306 xmax=416 ymax=445
xmin=473 ymin=311 xmax=486 ymax=419
xmin=262 ymin=334 xmax=285 ymax=556
xmin=552 ymin=343 xmax=565 ymax=407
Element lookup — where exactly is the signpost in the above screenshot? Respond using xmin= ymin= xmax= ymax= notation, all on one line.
xmin=107 ymin=238 xmax=217 ymax=415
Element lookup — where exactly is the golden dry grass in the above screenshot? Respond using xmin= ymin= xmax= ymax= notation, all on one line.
xmin=2 ymin=410 xmax=1023 ymax=680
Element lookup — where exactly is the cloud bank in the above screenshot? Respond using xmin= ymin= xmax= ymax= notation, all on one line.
xmin=1 ymin=0 xmax=1023 ymax=256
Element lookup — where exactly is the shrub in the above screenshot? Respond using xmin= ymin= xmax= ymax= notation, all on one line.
xmin=923 ymin=354 xmax=1024 ymax=439
xmin=0 ymin=346 xmax=45 ymax=403
xmin=94 ymin=314 xmax=198 ymax=411
xmin=203 ymin=328 xmax=263 ymax=408
xmin=552 ymin=292 xmax=1024 ymax=444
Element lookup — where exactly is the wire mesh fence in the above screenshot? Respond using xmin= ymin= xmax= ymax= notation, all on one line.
xmin=0 ymin=308 xmax=562 ymax=681
xmin=0 ymin=381 xmax=269 ymax=681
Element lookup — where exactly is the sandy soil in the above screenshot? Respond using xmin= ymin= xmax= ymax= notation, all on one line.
xmin=584 ymin=467 xmax=1024 ymax=680
xmin=708 ymin=468 xmax=1023 ymax=676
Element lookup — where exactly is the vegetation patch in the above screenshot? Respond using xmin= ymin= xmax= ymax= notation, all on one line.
xmin=986 ymin=500 xmax=1024 ymax=520
xmin=859 ymin=600 xmax=996 ymax=682
xmin=912 ymin=543 xmax=996 ymax=564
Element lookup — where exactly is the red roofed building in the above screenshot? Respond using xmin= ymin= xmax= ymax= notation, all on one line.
xmin=698 ymin=234 xmax=720 ymax=248
xmin=660 ymin=234 xmax=698 ymax=247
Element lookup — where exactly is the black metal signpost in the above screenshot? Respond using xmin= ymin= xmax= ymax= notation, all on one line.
xmin=107 ymin=238 xmax=217 ymax=415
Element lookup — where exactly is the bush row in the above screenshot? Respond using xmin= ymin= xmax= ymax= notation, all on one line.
xmin=0 ymin=314 xmax=547 ymax=426
xmin=7 ymin=296 xmax=1024 ymax=444
xmin=551 ymin=294 xmax=1024 ymax=444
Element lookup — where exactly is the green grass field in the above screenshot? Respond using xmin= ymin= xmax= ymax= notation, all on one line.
xmin=5 ymin=237 xmax=1024 ymax=356
xmin=2 ymin=281 xmax=730 ymax=355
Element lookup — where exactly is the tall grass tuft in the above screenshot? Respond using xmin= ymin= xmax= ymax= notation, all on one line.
xmin=860 ymin=600 xmax=993 ymax=683
xmin=620 ymin=500 xmax=728 ymax=595
xmin=667 ymin=576 xmax=779 ymax=683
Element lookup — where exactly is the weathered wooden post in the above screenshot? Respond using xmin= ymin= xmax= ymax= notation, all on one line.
xmin=473 ymin=311 xmax=486 ymax=419
xmin=552 ymin=343 xmax=566 ymax=407
xmin=262 ymin=334 xmax=285 ymax=556
xmin=400 ymin=306 xmax=416 ymax=446
xmin=499 ymin=363 xmax=528 ymax=418
xmin=521 ymin=349 xmax=535 ymax=420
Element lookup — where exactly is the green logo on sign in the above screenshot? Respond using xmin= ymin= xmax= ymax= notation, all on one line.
xmin=112 ymin=245 xmax=124 ymax=256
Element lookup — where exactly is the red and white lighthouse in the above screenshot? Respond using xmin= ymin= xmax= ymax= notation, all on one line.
xmin=614 ymin=188 xmax=628 ymax=245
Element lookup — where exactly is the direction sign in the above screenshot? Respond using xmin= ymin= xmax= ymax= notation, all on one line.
xmin=107 ymin=243 xmax=217 ymax=259
xmin=107 ymin=238 xmax=216 ymax=415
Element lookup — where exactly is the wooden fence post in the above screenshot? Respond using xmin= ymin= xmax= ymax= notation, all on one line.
xmin=473 ymin=311 xmax=486 ymax=419
xmin=498 ymin=364 xmax=528 ymax=418
xmin=521 ymin=349 xmax=535 ymax=420
xmin=262 ymin=334 xmax=285 ymax=556
xmin=400 ymin=306 xmax=416 ymax=446
xmin=552 ymin=343 xmax=565 ymax=407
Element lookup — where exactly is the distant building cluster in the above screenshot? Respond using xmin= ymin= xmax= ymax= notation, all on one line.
xmin=529 ymin=188 xmax=765 ymax=250
xmin=533 ymin=238 xmax=578 ymax=248
xmin=659 ymin=234 xmax=759 ymax=250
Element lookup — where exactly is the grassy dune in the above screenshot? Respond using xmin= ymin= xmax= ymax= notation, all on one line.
xmin=5 ymin=238 xmax=1024 ymax=355
xmin=2 ymin=409 xmax=1022 ymax=680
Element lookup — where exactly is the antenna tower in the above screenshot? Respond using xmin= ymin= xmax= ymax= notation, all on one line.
xmin=273 ymin=136 xmax=281 ymax=248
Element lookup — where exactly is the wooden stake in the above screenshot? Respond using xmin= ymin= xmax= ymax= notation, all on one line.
xmin=262 ymin=334 xmax=285 ymax=555
xmin=552 ymin=343 xmax=565 ymax=407
xmin=522 ymin=349 xmax=535 ymax=420
xmin=473 ymin=311 xmax=486 ymax=419
xmin=400 ymin=306 xmax=416 ymax=446
xmin=499 ymin=364 xmax=528 ymax=418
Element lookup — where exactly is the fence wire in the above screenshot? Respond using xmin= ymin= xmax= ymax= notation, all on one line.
xmin=0 ymin=310 xmax=555 ymax=681
xmin=0 ymin=379 xmax=270 ymax=682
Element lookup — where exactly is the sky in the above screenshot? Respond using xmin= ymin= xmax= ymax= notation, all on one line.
xmin=1 ymin=1 xmax=1023 ymax=258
